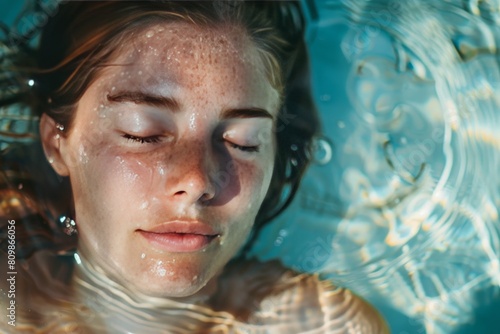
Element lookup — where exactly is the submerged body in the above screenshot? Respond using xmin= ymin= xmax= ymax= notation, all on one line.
xmin=0 ymin=250 xmax=388 ymax=333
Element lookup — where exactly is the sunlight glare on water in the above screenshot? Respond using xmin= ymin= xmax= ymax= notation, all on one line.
xmin=250 ymin=1 xmax=500 ymax=333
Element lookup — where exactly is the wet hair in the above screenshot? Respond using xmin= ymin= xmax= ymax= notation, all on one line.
xmin=0 ymin=1 xmax=319 ymax=257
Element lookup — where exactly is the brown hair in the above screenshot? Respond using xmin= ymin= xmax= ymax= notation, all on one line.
xmin=2 ymin=0 xmax=319 ymax=256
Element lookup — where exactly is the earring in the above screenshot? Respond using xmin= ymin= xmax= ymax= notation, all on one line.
xmin=56 ymin=123 xmax=65 ymax=132
xmin=59 ymin=215 xmax=77 ymax=236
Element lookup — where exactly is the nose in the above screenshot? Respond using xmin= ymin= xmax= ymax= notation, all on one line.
xmin=167 ymin=140 xmax=217 ymax=204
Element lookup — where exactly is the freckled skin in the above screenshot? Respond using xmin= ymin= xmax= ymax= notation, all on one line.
xmin=54 ymin=23 xmax=280 ymax=298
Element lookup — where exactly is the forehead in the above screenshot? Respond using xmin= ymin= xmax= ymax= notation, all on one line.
xmin=94 ymin=22 xmax=275 ymax=100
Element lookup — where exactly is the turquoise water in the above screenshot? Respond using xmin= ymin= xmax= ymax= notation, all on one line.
xmin=250 ymin=1 xmax=500 ymax=333
xmin=2 ymin=0 xmax=500 ymax=333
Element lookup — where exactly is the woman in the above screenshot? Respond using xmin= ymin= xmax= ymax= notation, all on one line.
xmin=0 ymin=1 xmax=388 ymax=332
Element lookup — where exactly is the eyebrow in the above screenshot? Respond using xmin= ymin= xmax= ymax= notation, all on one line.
xmin=106 ymin=91 xmax=180 ymax=111
xmin=221 ymin=108 xmax=274 ymax=121
xmin=107 ymin=91 xmax=274 ymax=120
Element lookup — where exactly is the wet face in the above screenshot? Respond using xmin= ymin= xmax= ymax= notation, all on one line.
xmin=44 ymin=22 xmax=280 ymax=297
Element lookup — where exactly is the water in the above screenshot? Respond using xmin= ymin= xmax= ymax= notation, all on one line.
xmin=0 ymin=250 xmax=387 ymax=333
xmin=250 ymin=1 xmax=500 ymax=333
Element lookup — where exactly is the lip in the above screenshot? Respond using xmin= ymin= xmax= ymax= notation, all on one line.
xmin=138 ymin=221 xmax=220 ymax=253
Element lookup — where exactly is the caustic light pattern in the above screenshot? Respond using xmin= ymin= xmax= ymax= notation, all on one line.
xmin=251 ymin=1 xmax=500 ymax=333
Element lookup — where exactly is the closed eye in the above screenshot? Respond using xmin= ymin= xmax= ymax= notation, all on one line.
xmin=122 ymin=134 xmax=162 ymax=144
xmin=227 ymin=141 xmax=260 ymax=153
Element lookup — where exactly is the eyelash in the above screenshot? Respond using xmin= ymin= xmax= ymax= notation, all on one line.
xmin=227 ymin=142 xmax=260 ymax=153
xmin=122 ymin=134 xmax=260 ymax=153
xmin=122 ymin=134 xmax=161 ymax=144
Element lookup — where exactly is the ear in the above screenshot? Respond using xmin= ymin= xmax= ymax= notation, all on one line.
xmin=39 ymin=113 xmax=70 ymax=177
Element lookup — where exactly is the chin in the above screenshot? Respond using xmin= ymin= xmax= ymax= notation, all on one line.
xmin=130 ymin=270 xmax=212 ymax=299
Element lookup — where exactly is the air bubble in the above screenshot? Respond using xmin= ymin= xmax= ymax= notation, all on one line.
xmin=312 ymin=137 xmax=333 ymax=165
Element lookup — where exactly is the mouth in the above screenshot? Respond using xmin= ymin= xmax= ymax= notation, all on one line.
xmin=138 ymin=221 xmax=220 ymax=253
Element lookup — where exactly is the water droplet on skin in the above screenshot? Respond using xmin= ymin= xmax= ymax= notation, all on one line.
xmin=111 ymin=86 xmax=116 ymax=91
xmin=141 ymin=253 xmax=146 ymax=259
xmin=78 ymin=145 xmax=89 ymax=164
xmin=192 ymin=275 xmax=198 ymax=281
xmin=153 ymin=261 xmax=167 ymax=277
xmin=189 ymin=113 xmax=197 ymax=130
xmin=338 ymin=121 xmax=346 ymax=129
xmin=146 ymin=30 xmax=155 ymax=38
xmin=138 ymin=70 xmax=143 ymax=75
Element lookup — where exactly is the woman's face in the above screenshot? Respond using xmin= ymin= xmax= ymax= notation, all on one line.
xmin=46 ymin=23 xmax=280 ymax=297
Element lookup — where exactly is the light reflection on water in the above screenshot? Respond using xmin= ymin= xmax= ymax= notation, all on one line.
xmin=250 ymin=1 xmax=500 ymax=333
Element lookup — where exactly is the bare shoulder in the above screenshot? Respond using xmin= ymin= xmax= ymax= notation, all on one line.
xmin=210 ymin=259 xmax=389 ymax=333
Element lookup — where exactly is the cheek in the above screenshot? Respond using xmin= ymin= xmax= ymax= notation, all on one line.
xmin=233 ymin=160 xmax=274 ymax=216
xmin=68 ymin=139 xmax=155 ymax=217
